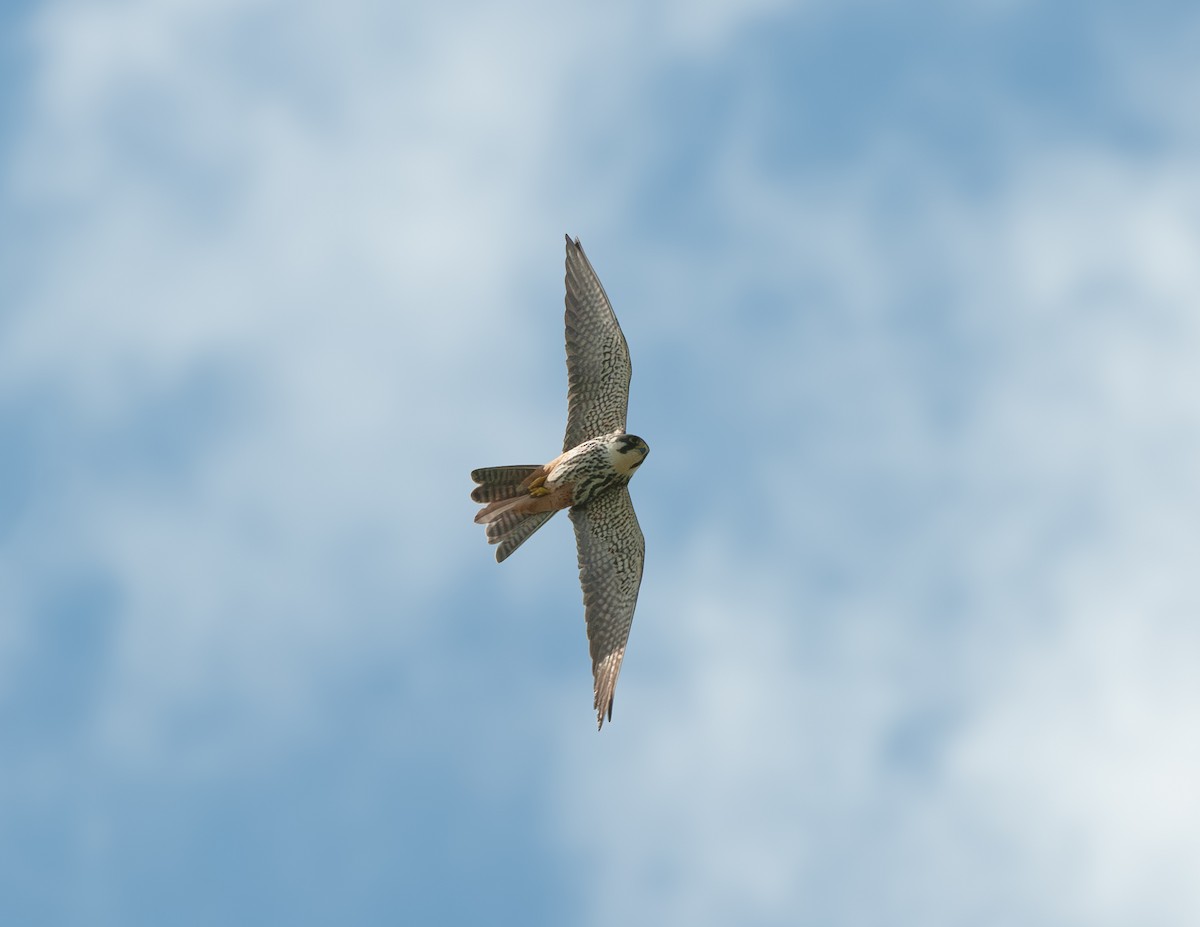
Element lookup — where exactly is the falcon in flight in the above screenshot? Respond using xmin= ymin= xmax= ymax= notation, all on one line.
xmin=471 ymin=235 xmax=648 ymax=730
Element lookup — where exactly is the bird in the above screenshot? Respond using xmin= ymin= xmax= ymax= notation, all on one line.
xmin=471 ymin=235 xmax=648 ymax=730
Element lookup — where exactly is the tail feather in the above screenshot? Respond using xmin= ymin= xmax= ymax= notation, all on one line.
xmin=470 ymin=465 xmax=558 ymax=561
xmin=491 ymin=510 xmax=556 ymax=562
xmin=470 ymin=465 xmax=542 ymax=503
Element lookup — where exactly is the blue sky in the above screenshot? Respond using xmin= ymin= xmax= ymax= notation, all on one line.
xmin=4 ymin=1 xmax=1200 ymax=924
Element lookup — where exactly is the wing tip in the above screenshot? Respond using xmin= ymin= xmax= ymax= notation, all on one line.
xmin=596 ymin=695 xmax=614 ymax=731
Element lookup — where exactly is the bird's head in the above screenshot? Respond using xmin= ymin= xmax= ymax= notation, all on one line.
xmin=612 ymin=433 xmax=649 ymax=477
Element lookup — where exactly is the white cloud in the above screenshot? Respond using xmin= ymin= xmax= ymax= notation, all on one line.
xmin=551 ymin=147 xmax=1200 ymax=925
xmin=8 ymin=1 xmax=1200 ymax=924
xmin=5 ymin=0 xmax=578 ymax=768
xmin=2 ymin=0 xmax=799 ymax=780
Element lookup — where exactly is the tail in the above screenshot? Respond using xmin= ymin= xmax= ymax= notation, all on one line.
xmin=471 ymin=466 xmax=557 ymax=562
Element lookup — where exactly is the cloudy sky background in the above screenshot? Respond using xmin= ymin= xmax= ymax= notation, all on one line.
xmin=4 ymin=0 xmax=1200 ymax=924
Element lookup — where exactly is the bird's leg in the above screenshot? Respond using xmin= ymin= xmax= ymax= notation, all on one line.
xmin=528 ymin=474 xmax=550 ymax=498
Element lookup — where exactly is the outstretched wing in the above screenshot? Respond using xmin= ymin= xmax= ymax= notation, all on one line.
xmin=563 ymin=235 xmax=632 ymax=451
xmin=569 ymin=487 xmax=645 ymax=729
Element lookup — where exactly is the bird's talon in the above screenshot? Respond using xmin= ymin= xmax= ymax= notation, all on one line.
xmin=530 ymin=486 xmax=550 ymax=497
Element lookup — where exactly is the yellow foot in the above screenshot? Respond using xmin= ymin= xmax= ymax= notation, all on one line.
xmin=529 ymin=486 xmax=551 ymax=497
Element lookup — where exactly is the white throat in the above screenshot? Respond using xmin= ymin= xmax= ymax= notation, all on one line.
xmin=608 ymin=441 xmax=644 ymax=478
